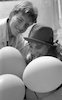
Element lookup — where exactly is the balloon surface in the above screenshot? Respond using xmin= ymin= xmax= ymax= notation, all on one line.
xmin=0 ymin=74 xmax=25 ymax=100
xmin=0 ymin=46 xmax=26 ymax=78
xmin=23 ymin=56 xmax=62 ymax=93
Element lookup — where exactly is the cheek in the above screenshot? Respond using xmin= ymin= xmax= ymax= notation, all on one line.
xmin=30 ymin=49 xmax=37 ymax=56
xmin=10 ymin=16 xmax=19 ymax=28
xmin=9 ymin=20 xmax=17 ymax=32
xmin=39 ymin=46 xmax=48 ymax=55
xmin=19 ymin=23 xmax=28 ymax=31
xmin=32 ymin=47 xmax=48 ymax=56
xmin=10 ymin=23 xmax=15 ymax=30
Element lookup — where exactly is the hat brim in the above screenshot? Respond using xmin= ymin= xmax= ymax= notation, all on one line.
xmin=24 ymin=37 xmax=54 ymax=47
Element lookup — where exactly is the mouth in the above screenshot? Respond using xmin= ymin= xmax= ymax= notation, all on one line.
xmin=16 ymin=29 xmax=26 ymax=34
xmin=15 ymin=25 xmax=27 ymax=34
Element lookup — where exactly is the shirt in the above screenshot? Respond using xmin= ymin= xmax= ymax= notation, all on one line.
xmin=0 ymin=18 xmax=29 ymax=60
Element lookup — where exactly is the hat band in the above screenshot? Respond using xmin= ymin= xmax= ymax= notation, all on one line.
xmin=24 ymin=37 xmax=54 ymax=47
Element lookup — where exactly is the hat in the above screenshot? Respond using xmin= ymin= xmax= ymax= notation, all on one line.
xmin=24 ymin=24 xmax=54 ymax=46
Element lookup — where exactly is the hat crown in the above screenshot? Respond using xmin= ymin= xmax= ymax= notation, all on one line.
xmin=29 ymin=24 xmax=53 ymax=45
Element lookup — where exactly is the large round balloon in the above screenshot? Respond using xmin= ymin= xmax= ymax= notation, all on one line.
xmin=0 ymin=46 xmax=26 ymax=78
xmin=0 ymin=74 xmax=25 ymax=100
xmin=23 ymin=56 xmax=62 ymax=93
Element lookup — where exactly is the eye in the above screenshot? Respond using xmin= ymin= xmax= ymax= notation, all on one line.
xmin=17 ymin=18 xmax=24 ymax=23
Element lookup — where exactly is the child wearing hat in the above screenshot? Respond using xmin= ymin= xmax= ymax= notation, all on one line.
xmin=23 ymin=24 xmax=62 ymax=100
xmin=24 ymin=24 xmax=62 ymax=64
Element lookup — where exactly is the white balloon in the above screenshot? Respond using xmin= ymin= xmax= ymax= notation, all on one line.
xmin=0 ymin=74 xmax=25 ymax=100
xmin=23 ymin=56 xmax=62 ymax=93
xmin=0 ymin=46 xmax=26 ymax=78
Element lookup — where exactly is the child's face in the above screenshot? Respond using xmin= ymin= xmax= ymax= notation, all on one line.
xmin=9 ymin=12 xmax=31 ymax=37
xmin=29 ymin=42 xmax=49 ymax=59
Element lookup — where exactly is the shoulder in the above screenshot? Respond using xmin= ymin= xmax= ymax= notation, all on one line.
xmin=0 ymin=17 xmax=8 ymax=32
xmin=0 ymin=18 xmax=8 ymax=48
xmin=0 ymin=17 xmax=7 ymax=25
xmin=0 ymin=17 xmax=8 ymax=35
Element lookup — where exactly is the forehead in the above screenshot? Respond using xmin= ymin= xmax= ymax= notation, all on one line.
xmin=29 ymin=41 xmax=44 ymax=47
xmin=29 ymin=41 xmax=49 ymax=49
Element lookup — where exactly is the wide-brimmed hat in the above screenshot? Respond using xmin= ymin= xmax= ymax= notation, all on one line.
xmin=24 ymin=24 xmax=55 ymax=46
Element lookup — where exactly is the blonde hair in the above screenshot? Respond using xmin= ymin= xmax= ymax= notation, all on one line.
xmin=9 ymin=1 xmax=38 ymax=23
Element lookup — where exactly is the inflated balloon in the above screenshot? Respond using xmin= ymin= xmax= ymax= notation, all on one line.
xmin=23 ymin=56 xmax=62 ymax=93
xmin=0 ymin=46 xmax=26 ymax=78
xmin=0 ymin=74 xmax=25 ymax=100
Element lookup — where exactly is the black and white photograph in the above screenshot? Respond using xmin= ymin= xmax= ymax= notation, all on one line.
xmin=0 ymin=0 xmax=62 ymax=100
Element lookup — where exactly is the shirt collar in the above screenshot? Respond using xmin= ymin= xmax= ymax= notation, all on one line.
xmin=6 ymin=18 xmax=9 ymax=42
